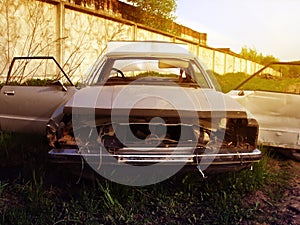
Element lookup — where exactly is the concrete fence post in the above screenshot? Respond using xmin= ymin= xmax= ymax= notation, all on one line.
xmin=56 ymin=0 xmax=65 ymax=67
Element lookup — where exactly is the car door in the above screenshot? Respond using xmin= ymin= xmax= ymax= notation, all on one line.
xmin=0 ymin=56 xmax=77 ymax=134
xmin=0 ymin=85 xmax=77 ymax=134
xmin=227 ymin=61 xmax=300 ymax=150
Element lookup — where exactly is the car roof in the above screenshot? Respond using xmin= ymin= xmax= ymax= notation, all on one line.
xmin=106 ymin=41 xmax=194 ymax=59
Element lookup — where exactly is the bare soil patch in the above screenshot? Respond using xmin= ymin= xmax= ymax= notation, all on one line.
xmin=242 ymin=157 xmax=300 ymax=225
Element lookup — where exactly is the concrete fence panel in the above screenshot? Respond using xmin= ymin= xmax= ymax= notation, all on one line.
xmin=0 ymin=0 xmax=280 ymax=83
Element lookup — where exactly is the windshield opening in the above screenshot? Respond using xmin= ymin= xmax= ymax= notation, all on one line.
xmin=88 ymin=57 xmax=211 ymax=88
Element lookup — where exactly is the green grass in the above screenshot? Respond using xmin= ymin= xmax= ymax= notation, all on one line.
xmin=214 ymin=72 xmax=300 ymax=93
xmin=214 ymin=72 xmax=249 ymax=93
xmin=0 ymin=132 xmax=17 ymax=168
xmin=0 ymin=137 xmax=277 ymax=225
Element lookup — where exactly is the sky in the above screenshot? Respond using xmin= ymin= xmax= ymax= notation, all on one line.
xmin=176 ymin=0 xmax=300 ymax=61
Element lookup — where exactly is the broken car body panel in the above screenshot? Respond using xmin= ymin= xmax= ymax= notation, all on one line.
xmin=229 ymin=90 xmax=300 ymax=149
xmin=228 ymin=61 xmax=300 ymax=160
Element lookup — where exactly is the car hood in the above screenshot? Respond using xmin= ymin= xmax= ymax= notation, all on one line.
xmin=64 ymin=85 xmax=249 ymax=118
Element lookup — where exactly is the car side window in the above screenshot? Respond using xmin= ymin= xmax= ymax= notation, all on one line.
xmin=191 ymin=63 xmax=210 ymax=88
xmin=6 ymin=57 xmax=71 ymax=86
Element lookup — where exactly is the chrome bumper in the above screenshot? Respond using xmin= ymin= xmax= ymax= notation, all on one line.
xmin=48 ymin=147 xmax=262 ymax=167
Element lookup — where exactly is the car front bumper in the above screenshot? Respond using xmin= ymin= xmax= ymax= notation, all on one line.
xmin=48 ymin=147 xmax=262 ymax=172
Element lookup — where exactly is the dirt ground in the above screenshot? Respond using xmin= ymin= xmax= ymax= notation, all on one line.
xmin=242 ymin=158 xmax=300 ymax=225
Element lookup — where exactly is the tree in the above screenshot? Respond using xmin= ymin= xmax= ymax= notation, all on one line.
xmin=239 ymin=46 xmax=300 ymax=77
xmin=123 ymin=0 xmax=177 ymax=33
xmin=239 ymin=46 xmax=278 ymax=65
xmin=125 ymin=0 xmax=177 ymax=21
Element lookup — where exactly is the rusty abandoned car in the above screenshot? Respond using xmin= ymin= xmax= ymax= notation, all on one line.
xmin=0 ymin=42 xmax=262 ymax=181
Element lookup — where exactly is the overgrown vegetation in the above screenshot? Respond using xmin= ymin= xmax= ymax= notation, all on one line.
xmin=0 ymin=132 xmax=271 ymax=224
xmin=0 ymin=133 xmax=293 ymax=224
